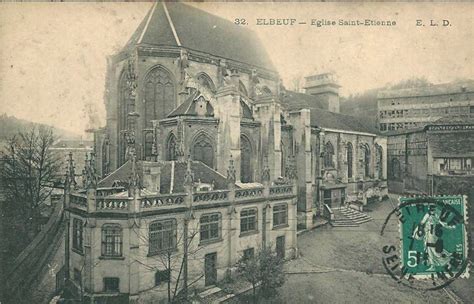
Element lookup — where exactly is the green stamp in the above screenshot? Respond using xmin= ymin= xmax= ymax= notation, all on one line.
xmin=399 ymin=196 xmax=469 ymax=279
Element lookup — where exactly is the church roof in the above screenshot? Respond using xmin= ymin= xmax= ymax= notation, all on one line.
xmin=98 ymin=160 xmax=230 ymax=193
xmin=281 ymin=90 xmax=328 ymax=110
xmin=123 ymin=2 xmax=276 ymax=71
xmin=310 ymin=109 xmax=379 ymax=134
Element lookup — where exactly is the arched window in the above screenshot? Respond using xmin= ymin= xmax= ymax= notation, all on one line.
xmin=281 ymin=141 xmax=286 ymax=177
xmin=144 ymin=132 xmax=154 ymax=161
xmin=101 ymin=138 xmax=109 ymax=177
xmin=361 ymin=144 xmax=371 ymax=178
xmin=144 ymin=67 xmax=175 ymax=127
xmin=192 ymin=133 xmax=214 ymax=168
xmin=346 ymin=143 xmax=353 ymax=179
xmin=118 ymin=74 xmax=129 ymax=133
xmin=324 ymin=142 xmax=335 ymax=168
xmin=376 ymin=145 xmax=383 ymax=179
xmin=119 ymin=132 xmax=127 ymax=167
xmin=101 ymin=224 xmax=122 ymax=257
xmin=390 ymin=158 xmax=401 ymax=180
xmin=240 ymin=135 xmax=253 ymax=183
xmin=167 ymin=133 xmax=177 ymax=161
xmin=118 ymin=74 xmax=130 ymax=166
xmin=197 ymin=73 xmax=216 ymax=93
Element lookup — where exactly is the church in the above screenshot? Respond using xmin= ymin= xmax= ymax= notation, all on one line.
xmin=65 ymin=2 xmax=387 ymax=302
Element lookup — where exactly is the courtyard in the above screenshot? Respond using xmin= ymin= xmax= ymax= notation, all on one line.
xmin=230 ymin=195 xmax=473 ymax=303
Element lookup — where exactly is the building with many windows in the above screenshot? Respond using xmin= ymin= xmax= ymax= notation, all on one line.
xmin=386 ymin=118 xmax=474 ymax=195
xmin=377 ymin=80 xmax=474 ymax=132
xmin=65 ymin=154 xmax=297 ymax=302
xmin=72 ymin=3 xmax=389 ymax=301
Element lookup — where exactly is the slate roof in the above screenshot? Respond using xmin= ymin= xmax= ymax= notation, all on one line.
xmin=98 ymin=160 xmax=230 ymax=194
xmin=428 ymin=132 xmax=474 ymax=157
xmin=310 ymin=109 xmax=379 ymax=134
xmin=378 ymin=80 xmax=474 ymax=99
xmin=98 ymin=161 xmax=143 ymax=188
xmin=280 ymin=90 xmax=327 ymax=110
xmin=123 ymin=2 xmax=276 ymax=71
xmin=167 ymin=90 xmax=214 ymax=118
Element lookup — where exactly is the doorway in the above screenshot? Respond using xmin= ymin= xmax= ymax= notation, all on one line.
xmin=276 ymin=236 xmax=285 ymax=259
xmin=204 ymin=252 xmax=217 ymax=286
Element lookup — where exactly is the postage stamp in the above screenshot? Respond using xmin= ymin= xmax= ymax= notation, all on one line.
xmin=399 ymin=196 xmax=469 ymax=279
xmin=381 ymin=195 xmax=470 ymax=289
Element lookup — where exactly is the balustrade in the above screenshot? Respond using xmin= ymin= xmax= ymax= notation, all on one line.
xmin=71 ymin=184 xmax=296 ymax=213
xmin=193 ymin=190 xmax=229 ymax=203
xmin=96 ymin=198 xmax=129 ymax=211
xmin=269 ymin=185 xmax=294 ymax=196
xmin=141 ymin=194 xmax=186 ymax=209
xmin=235 ymin=188 xmax=263 ymax=200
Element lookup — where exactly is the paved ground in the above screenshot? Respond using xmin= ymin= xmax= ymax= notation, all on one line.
xmin=276 ymin=195 xmax=473 ymax=304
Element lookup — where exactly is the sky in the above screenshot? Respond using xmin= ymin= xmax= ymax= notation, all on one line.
xmin=0 ymin=2 xmax=473 ymax=136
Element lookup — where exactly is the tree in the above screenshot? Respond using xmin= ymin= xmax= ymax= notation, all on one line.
xmin=236 ymin=246 xmax=286 ymax=303
xmin=0 ymin=126 xmax=61 ymax=237
xmin=134 ymin=221 xmax=207 ymax=303
xmin=388 ymin=77 xmax=432 ymax=90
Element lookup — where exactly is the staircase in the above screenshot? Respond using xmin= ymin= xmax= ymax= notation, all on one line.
xmin=330 ymin=206 xmax=372 ymax=227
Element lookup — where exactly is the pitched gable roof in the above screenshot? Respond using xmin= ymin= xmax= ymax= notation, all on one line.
xmin=98 ymin=160 xmax=231 ymax=194
xmin=310 ymin=109 xmax=378 ymax=134
xmin=281 ymin=90 xmax=328 ymax=110
xmin=123 ymin=2 xmax=276 ymax=71
xmin=167 ymin=90 xmax=214 ymax=118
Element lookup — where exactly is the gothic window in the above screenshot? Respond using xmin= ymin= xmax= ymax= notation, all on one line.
xmin=324 ymin=141 xmax=335 ymax=168
xmin=376 ymin=145 xmax=383 ymax=179
xmin=101 ymin=138 xmax=109 ymax=177
xmin=143 ymin=132 xmax=154 ymax=161
xmin=72 ymin=218 xmax=83 ymax=253
xmin=281 ymin=141 xmax=286 ymax=176
xmin=167 ymin=133 xmax=177 ymax=161
xmin=192 ymin=134 xmax=214 ymax=168
xmin=390 ymin=158 xmax=402 ymax=180
xmin=118 ymin=74 xmax=131 ymax=167
xmin=197 ymin=73 xmax=216 ymax=93
xmin=118 ymin=74 xmax=130 ymax=133
xmin=346 ymin=143 xmax=353 ymax=179
xmin=361 ymin=144 xmax=371 ymax=178
xmin=119 ymin=132 xmax=127 ymax=167
xmin=240 ymin=135 xmax=253 ymax=183
xmin=144 ymin=67 xmax=175 ymax=127
xmin=149 ymin=219 xmax=177 ymax=255
xmin=101 ymin=224 xmax=122 ymax=257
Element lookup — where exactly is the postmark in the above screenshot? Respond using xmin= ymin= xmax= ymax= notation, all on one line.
xmin=381 ymin=195 xmax=470 ymax=290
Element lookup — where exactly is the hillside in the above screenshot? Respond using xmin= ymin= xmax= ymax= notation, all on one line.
xmin=0 ymin=114 xmax=81 ymax=140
